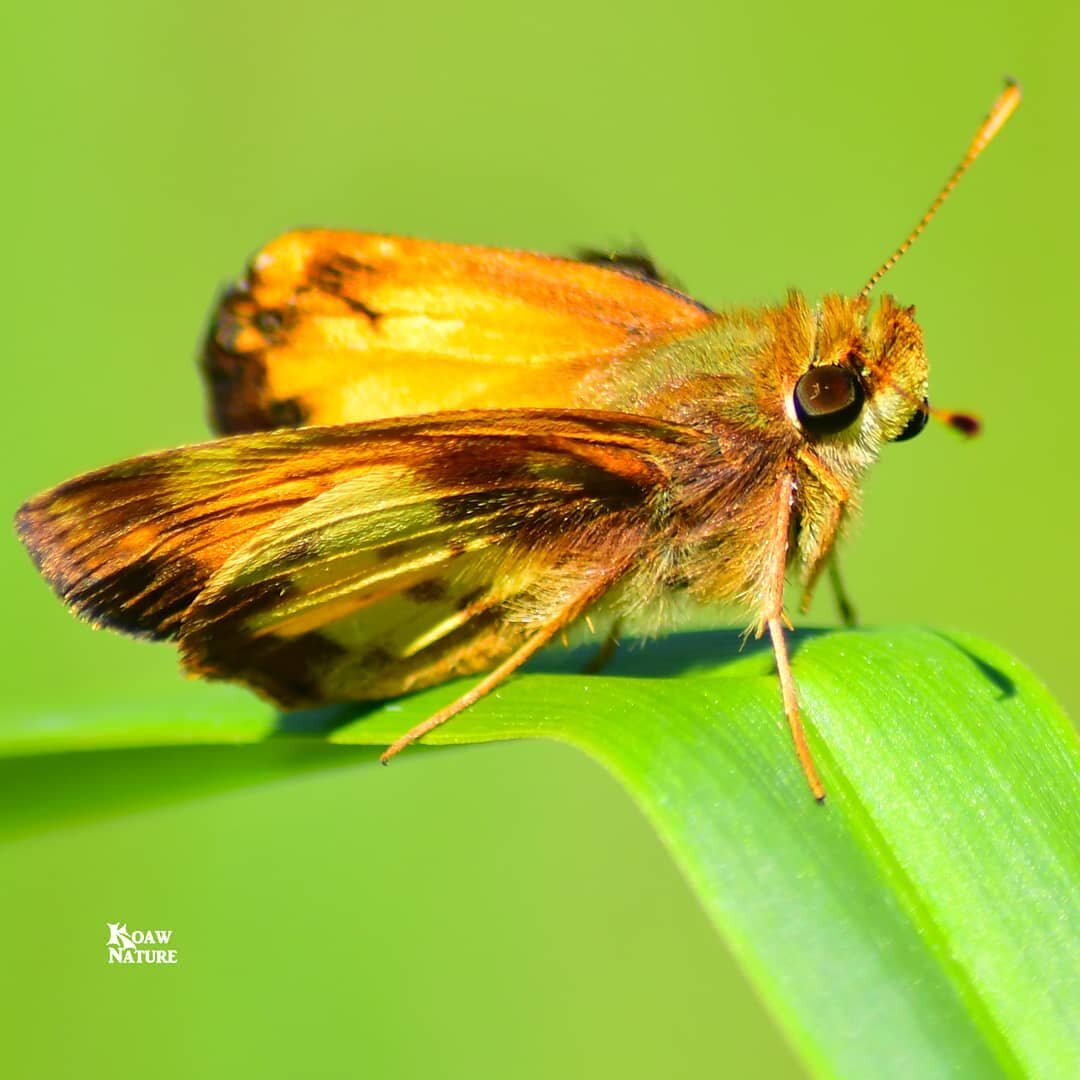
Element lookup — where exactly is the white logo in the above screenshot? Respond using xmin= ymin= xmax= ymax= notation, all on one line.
xmin=106 ymin=922 xmax=178 ymax=965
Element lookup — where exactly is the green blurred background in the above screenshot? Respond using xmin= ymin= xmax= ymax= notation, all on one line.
xmin=3 ymin=1 xmax=1076 ymax=1076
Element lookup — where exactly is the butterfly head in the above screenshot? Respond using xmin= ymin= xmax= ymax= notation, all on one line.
xmin=786 ymin=292 xmax=930 ymax=454
xmin=786 ymin=80 xmax=1020 ymax=459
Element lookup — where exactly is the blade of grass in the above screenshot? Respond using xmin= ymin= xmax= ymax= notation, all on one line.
xmin=1 ymin=626 xmax=1076 ymax=1077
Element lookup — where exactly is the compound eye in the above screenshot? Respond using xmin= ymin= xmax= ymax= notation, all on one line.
xmin=893 ymin=400 xmax=930 ymax=442
xmin=793 ymin=365 xmax=864 ymax=435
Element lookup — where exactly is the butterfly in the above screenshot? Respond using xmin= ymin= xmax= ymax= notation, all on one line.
xmin=15 ymin=82 xmax=1020 ymax=800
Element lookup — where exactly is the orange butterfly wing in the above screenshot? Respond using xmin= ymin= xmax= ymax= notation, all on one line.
xmin=203 ymin=230 xmax=714 ymax=433
xmin=17 ymin=411 xmax=705 ymax=706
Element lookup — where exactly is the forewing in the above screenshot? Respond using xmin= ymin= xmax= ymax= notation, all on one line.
xmin=203 ymin=230 xmax=714 ymax=433
xmin=17 ymin=411 xmax=700 ymax=705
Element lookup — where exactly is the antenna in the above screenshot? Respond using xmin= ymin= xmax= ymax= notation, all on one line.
xmin=860 ymin=80 xmax=1021 ymax=297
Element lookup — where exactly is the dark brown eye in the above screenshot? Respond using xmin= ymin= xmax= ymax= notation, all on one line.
xmin=893 ymin=400 xmax=929 ymax=442
xmin=793 ymin=365 xmax=864 ymax=435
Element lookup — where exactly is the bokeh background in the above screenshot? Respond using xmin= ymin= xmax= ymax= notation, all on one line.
xmin=3 ymin=1 xmax=1076 ymax=1076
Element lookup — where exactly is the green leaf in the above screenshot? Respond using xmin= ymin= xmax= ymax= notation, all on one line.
xmin=2 ymin=626 xmax=1077 ymax=1078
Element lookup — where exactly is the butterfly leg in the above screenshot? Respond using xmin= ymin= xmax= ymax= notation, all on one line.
xmin=582 ymin=619 xmax=622 ymax=674
xmin=827 ymin=558 xmax=857 ymax=627
xmin=798 ymin=496 xmax=848 ymax=615
xmin=803 ymin=546 xmax=858 ymax=626
xmin=380 ymin=570 xmax=626 ymax=764
xmin=763 ymin=473 xmax=827 ymax=802
xmin=767 ymin=618 xmax=826 ymax=802
xmin=796 ymin=448 xmax=857 ymax=630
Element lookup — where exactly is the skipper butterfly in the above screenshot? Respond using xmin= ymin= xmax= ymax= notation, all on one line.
xmin=16 ymin=83 xmax=1020 ymax=800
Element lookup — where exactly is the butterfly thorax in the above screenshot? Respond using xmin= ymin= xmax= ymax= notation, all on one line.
xmin=592 ymin=290 xmax=929 ymax=616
